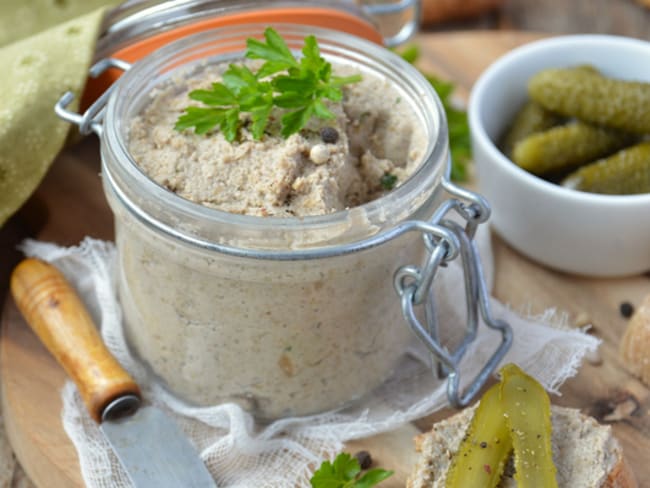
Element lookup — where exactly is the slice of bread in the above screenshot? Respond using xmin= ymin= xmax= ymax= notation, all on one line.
xmin=620 ymin=293 xmax=650 ymax=387
xmin=408 ymin=405 xmax=636 ymax=488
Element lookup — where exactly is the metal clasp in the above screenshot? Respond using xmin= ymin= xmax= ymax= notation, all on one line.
xmin=361 ymin=0 xmax=421 ymax=47
xmin=55 ymin=58 xmax=131 ymax=136
xmin=394 ymin=175 xmax=512 ymax=408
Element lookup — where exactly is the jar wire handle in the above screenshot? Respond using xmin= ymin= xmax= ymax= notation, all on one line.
xmin=394 ymin=170 xmax=513 ymax=408
xmin=55 ymin=58 xmax=131 ymax=137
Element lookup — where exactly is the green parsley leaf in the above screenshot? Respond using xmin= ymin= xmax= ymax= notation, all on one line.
xmin=281 ymin=105 xmax=314 ymax=138
xmin=396 ymin=45 xmax=471 ymax=182
xmin=333 ymin=452 xmax=361 ymax=480
xmin=380 ymin=173 xmax=398 ymax=190
xmin=273 ymin=92 xmax=312 ymax=109
xmin=310 ymin=453 xmax=393 ymax=488
xmin=188 ymin=83 xmax=236 ymax=105
xmin=273 ymin=76 xmax=315 ymax=93
xmin=424 ymin=73 xmax=454 ymax=101
xmin=174 ymin=107 xmax=227 ymax=135
xmin=312 ymin=99 xmax=334 ymax=119
xmin=250 ymin=105 xmax=272 ymax=140
xmin=354 ymin=469 xmax=395 ymax=488
xmin=221 ymin=108 xmax=240 ymax=142
xmin=246 ymin=27 xmax=298 ymax=69
xmin=321 ymin=85 xmax=344 ymax=102
xmin=445 ymin=105 xmax=471 ymax=181
xmin=330 ymin=74 xmax=363 ymax=88
xmin=300 ymin=35 xmax=323 ymax=74
xmin=222 ymin=65 xmax=258 ymax=93
xmin=176 ymin=27 xmax=361 ymax=141
xmin=398 ymin=44 xmax=420 ymax=64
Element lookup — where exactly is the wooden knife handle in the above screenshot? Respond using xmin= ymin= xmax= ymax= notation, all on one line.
xmin=10 ymin=258 xmax=141 ymax=423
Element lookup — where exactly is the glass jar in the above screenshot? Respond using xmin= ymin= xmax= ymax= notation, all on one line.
xmin=57 ymin=24 xmax=511 ymax=419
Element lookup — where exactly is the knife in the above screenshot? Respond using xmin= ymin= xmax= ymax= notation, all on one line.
xmin=10 ymin=258 xmax=217 ymax=488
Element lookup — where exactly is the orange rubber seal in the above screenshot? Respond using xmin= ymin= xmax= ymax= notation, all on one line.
xmin=82 ymin=7 xmax=382 ymax=108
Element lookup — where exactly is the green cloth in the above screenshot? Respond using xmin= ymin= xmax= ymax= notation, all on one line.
xmin=0 ymin=4 xmax=112 ymax=227
xmin=0 ymin=0 xmax=115 ymax=47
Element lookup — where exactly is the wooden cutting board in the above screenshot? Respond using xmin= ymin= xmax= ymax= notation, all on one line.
xmin=2 ymin=31 xmax=650 ymax=488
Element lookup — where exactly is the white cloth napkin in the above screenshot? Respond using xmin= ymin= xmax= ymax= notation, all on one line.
xmin=20 ymin=230 xmax=598 ymax=488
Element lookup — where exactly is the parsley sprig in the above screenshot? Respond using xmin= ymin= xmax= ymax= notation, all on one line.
xmin=175 ymin=28 xmax=362 ymax=141
xmin=397 ymin=45 xmax=471 ymax=182
xmin=310 ymin=452 xmax=393 ymax=488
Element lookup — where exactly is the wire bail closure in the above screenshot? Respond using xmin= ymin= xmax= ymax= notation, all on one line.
xmin=393 ymin=171 xmax=513 ymax=408
xmin=55 ymin=58 xmax=132 ymax=137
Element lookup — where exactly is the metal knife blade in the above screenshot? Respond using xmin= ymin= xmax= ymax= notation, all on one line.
xmin=10 ymin=258 xmax=217 ymax=488
xmin=101 ymin=407 xmax=215 ymax=487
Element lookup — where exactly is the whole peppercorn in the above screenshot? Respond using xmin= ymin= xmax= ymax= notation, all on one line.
xmin=320 ymin=126 xmax=339 ymax=144
xmin=354 ymin=450 xmax=372 ymax=470
xmin=620 ymin=302 xmax=634 ymax=319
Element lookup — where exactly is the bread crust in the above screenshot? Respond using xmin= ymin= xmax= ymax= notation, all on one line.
xmin=407 ymin=406 xmax=637 ymax=488
xmin=620 ymin=294 xmax=650 ymax=387
xmin=604 ymin=457 xmax=637 ymax=488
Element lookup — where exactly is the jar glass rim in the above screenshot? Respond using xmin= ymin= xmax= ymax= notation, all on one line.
xmin=98 ymin=1 xmax=379 ymax=57
xmin=102 ymin=23 xmax=448 ymax=255
xmin=98 ymin=0 xmax=421 ymax=57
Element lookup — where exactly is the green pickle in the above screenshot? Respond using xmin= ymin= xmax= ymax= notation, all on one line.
xmin=446 ymin=364 xmax=558 ymax=487
xmin=571 ymin=64 xmax=600 ymax=75
xmin=500 ymin=364 xmax=558 ymax=488
xmin=500 ymin=67 xmax=599 ymax=158
xmin=445 ymin=383 xmax=512 ymax=488
xmin=562 ymin=141 xmax=650 ymax=194
xmin=500 ymin=101 xmax=562 ymax=157
xmin=529 ymin=68 xmax=650 ymax=134
xmin=512 ymin=122 xmax=633 ymax=176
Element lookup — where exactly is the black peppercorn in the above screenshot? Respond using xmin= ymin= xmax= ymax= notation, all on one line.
xmin=320 ymin=126 xmax=339 ymax=144
xmin=354 ymin=450 xmax=372 ymax=470
xmin=620 ymin=301 xmax=634 ymax=319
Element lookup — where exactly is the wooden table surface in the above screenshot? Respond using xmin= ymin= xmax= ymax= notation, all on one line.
xmin=424 ymin=0 xmax=650 ymax=40
xmin=1 ymin=30 xmax=649 ymax=487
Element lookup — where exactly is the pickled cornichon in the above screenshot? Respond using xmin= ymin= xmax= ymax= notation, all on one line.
xmin=445 ymin=364 xmax=558 ymax=487
xmin=444 ymin=383 xmax=512 ymax=488
xmin=500 ymin=101 xmax=563 ymax=158
xmin=561 ymin=141 xmax=650 ymax=194
xmin=500 ymin=66 xmax=599 ymax=157
xmin=512 ymin=122 xmax=634 ymax=176
xmin=528 ymin=68 xmax=650 ymax=134
xmin=500 ymin=363 xmax=558 ymax=488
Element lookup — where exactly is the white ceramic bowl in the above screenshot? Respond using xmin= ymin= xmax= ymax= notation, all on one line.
xmin=468 ymin=35 xmax=650 ymax=277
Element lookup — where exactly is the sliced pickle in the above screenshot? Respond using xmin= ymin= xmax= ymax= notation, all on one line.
xmin=528 ymin=68 xmax=650 ymax=134
xmin=445 ymin=383 xmax=513 ymax=488
xmin=562 ymin=141 xmax=650 ymax=195
xmin=500 ymin=363 xmax=558 ymax=488
xmin=512 ymin=122 xmax=634 ymax=176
